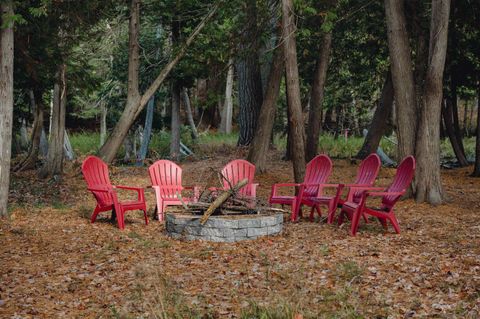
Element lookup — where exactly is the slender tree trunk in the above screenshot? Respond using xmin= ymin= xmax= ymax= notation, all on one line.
xmin=472 ymin=84 xmax=480 ymax=176
xmin=15 ymin=89 xmax=45 ymax=172
xmin=443 ymin=98 xmax=468 ymax=166
xmin=220 ymin=58 xmax=234 ymax=134
xmin=39 ymin=64 xmax=67 ymax=179
xmin=384 ymin=0 xmax=418 ymax=159
xmin=182 ymin=88 xmax=198 ymax=139
xmin=100 ymin=102 xmax=107 ymax=146
xmin=305 ymin=32 xmax=332 ymax=162
xmin=357 ymin=70 xmax=394 ymax=159
xmin=136 ymin=95 xmax=154 ymax=165
xmin=247 ymin=46 xmax=284 ymax=172
xmin=463 ymin=100 xmax=469 ymax=136
xmin=415 ymin=0 xmax=450 ymax=205
xmin=236 ymin=0 xmax=263 ymax=146
xmin=170 ymin=83 xmax=181 ymax=161
xmin=0 ymin=0 xmax=14 ymax=217
xmin=98 ymin=2 xmax=218 ymax=163
xmin=451 ymin=83 xmax=465 ymax=154
xmin=282 ymin=0 xmax=306 ymax=183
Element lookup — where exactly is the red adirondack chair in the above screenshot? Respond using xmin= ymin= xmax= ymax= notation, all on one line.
xmin=82 ymin=156 xmax=148 ymax=230
xmin=148 ymin=160 xmax=199 ymax=221
xmin=269 ymin=154 xmax=333 ymax=222
xmin=338 ymin=156 xmax=416 ymax=236
xmin=219 ymin=159 xmax=258 ymax=201
xmin=310 ymin=153 xmax=381 ymax=224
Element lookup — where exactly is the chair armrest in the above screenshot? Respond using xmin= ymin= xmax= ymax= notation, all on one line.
xmin=115 ymin=185 xmax=144 ymax=191
xmin=270 ymin=183 xmax=301 ymax=198
xmin=114 ymin=185 xmax=145 ymax=202
xmin=302 ymin=183 xmax=343 ymax=188
xmin=366 ymin=191 xmax=405 ymax=197
xmin=87 ymin=186 xmax=112 ymax=193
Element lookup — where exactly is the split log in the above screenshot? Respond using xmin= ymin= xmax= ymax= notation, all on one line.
xmin=200 ymin=178 xmax=248 ymax=224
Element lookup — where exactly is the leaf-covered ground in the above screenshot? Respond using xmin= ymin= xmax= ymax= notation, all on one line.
xmin=1 ymin=150 xmax=479 ymax=318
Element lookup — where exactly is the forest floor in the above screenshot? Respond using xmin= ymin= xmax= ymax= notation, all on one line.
xmin=1 ymin=148 xmax=480 ymax=318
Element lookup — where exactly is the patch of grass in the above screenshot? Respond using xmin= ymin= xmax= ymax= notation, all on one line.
xmin=239 ymin=301 xmax=299 ymax=319
xmin=70 ymin=131 xmax=100 ymax=155
xmin=78 ymin=206 xmax=92 ymax=219
xmin=335 ymin=261 xmax=363 ymax=283
xmin=319 ymin=244 xmax=330 ymax=257
xmin=52 ymin=200 xmax=68 ymax=211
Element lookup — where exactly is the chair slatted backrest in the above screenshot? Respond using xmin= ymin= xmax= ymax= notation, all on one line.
xmin=221 ymin=159 xmax=255 ymax=196
xmin=382 ymin=156 xmax=416 ymax=209
xmin=82 ymin=156 xmax=112 ymax=206
xmin=149 ymin=160 xmax=183 ymax=198
xmin=350 ymin=153 xmax=381 ymax=202
xmin=303 ymin=155 xmax=333 ymax=197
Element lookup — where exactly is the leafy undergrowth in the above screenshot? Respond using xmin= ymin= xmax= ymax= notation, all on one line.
xmin=1 ymin=150 xmax=480 ymax=318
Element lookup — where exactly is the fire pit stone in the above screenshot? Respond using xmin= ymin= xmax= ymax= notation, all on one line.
xmin=166 ymin=213 xmax=283 ymax=242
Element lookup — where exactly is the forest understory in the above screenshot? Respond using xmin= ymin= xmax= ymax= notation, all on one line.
xmin=1 ymin=148 xmax=479 ymax=318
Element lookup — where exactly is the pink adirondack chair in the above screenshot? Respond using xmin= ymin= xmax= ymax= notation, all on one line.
xmin=219 ymin=159 xmax=258 ymax=202
xmin=82 ymin=156 xmax=148 ymax=230
xmin=310 ymin=153 xmax=381 ymax=224
xmin=338 ymin=156 xmax=416 ymax=236
xmin=269 ymin=154 xmax=333 ymax=222
xmin=148 ymin=160 xmax=199 ymax=221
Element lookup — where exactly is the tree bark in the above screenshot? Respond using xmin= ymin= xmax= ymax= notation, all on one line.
xmin=0 ymin=0 xmax=14 ymax=217
xmin=305 ymin=32 xmax=332 ymax=162
xmin=136 ymin=95 xmax=154 ymax=165
xmin=356 ymin=70 xmax=394 ymax=159
xmin=219 ymin=58 xmax=234 ymax=134
xmin=98 ymin=2 xmax=218 ymax=163
xmin=39 ymin=64 xmax=67 ymax=179
xmin=247 ymin=46 xmax=284 ymax=172
xmin=14 ymin=89 xmax=45 ymax=172
xmin=443 ymin=98 xmax=468 ymax=166
xmin=414 ymin=0 xmax=450 ymax=204
xmin=236 ymin=0 xmax=263 ymax=146
xmin=182 ymin=88 xmax=199 ymax=139
xmin=384 ymin=0 xmax=418 ymax=159
xmin=170 ymin=83 xmax=181 ymax=161
xmin=100 ymin=102 xmax=107 ymax=146
xmin=472 ymin=84 xmax=480 ymax=176
xmin=282 ymin=0 xmax=306 ymax=183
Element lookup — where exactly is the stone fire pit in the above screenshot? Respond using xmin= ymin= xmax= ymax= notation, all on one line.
xmin=166 ymin=212 xmax=283 ymax=242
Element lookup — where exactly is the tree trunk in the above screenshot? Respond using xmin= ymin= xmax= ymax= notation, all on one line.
xmin=0 ymin=0 xmax=14 ymax=218
xmin=183 ymin=88 xmax=199 ymax=139
xmin=100 ymin=102 xmax=107 ymax=146
xmin=39 ymin=64 xmax=67 ymax=179
xmin=443 ymin=98 xmax=468 ymax=166
xmin=463 ymin=100 xmax=469 ymax=137
xmin=384 ymin=0 xmax=418 ymax=159
xmin=305 ymin=32 xmax=332 ymax=162
xmin=14 ymin=89 xmax=45 ymax=172
xmin=236 ymin=0 xmax=263 ymax=146
xmin=472 ymin=84 xmax=480 ymax=176
xmin=220 ymin=58 xmax=234 ymax=134
xmin=98 ymin=2 xmax=218 ymax=163
xmin=170 ymin=83 xmax=181 ymax=161
xmin=414 ymin=0 xmax=450 ymax=205
xmin=247 ymin=45 xmax=284 ymax=172
xmin=282 ymin=0 xmax=306 ymax=183
xmin=356 ymin=70 xmax=394 ymax=159
xmin=450 ymin=83 xmax=466 ymax=154
xmin=136 ymin=95 xmax=155 ymax=165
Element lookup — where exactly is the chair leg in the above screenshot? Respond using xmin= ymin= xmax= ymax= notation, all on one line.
xmin=91 ymin=205 xmax=101 ymax=223
xmin=378 ymin=217 xmax=388 ymax=230
xmin=309 ymin=206 xmax=315 ymax=222
xmin=388 ymin=213 xmax=401 ymax=234
xmin=350 ymin=208 xmax=362 ymax=236
xmin=327 ymin=201 xmax=336 ymax=224
xmin=116 ymin=209 xmax=125 ymax=230
xmin=143 ymin=209 xmax=149 ymax=225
